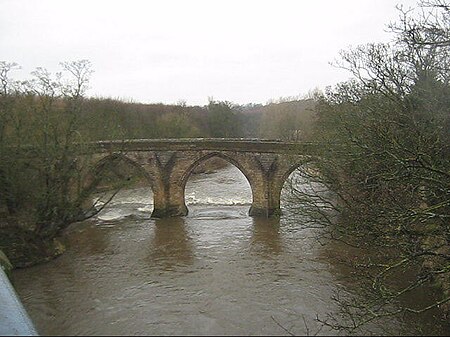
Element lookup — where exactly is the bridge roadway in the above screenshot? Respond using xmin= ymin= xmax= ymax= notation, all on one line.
xmin=92 ymin=138 xmax=317 ymax=154
xmin=83 ymin=138 xmax=316 ymax=218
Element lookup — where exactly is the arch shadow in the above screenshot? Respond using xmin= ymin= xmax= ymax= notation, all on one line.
xmin=86 ymin=153 xmax=155 ymax=204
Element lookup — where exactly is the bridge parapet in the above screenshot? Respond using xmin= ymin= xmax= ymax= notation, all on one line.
xmin=93 ymin=138 xmax=319 ymax=155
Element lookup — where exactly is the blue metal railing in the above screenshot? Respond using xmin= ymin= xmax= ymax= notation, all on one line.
xmin=0 ymin=267 xmax=38 ymax=335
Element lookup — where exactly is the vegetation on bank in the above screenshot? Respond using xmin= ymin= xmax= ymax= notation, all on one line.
xmin=286 ymin=0 xmax=449 ymax=332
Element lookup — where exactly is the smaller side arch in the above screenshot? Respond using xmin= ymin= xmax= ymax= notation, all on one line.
xmin=84 ymin=153 xmax=156 ymax=209
xmin=268 ymin=155 xmax=313 ymax=215
xmin=90 ymin=153 xmax=155 ymax=188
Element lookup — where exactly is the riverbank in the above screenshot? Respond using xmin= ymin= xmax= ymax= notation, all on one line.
xmin=0 ymin=158 xmax=229 ymax=269
xmin=0 ymin=225 xmax=65 ymax=269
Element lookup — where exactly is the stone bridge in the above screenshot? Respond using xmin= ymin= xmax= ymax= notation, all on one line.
xmin=90 ymin=139 xmax=317 ymax=218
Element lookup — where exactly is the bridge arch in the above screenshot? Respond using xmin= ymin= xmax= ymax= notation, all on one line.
xmin=180 ymin=152 xmax=255 ymax=213
xmin=92 ymin=153 xmax=155 ymax=184
xmin=269 ymin=162 xmax=304 ymax=214
xmin=87 ymin=153 xmax=156 ymax=205
xmin=180 ymin=152 xmax=254 ymax=191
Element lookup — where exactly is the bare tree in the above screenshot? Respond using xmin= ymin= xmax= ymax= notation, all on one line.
xmin=286 ymin=1 xmax=449 ymax=333
xmin=0 ymin=60 xmax=121 ymax=240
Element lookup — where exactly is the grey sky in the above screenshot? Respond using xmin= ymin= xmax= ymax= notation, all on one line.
xmin=1 ymin=0 xmax=418 ymax=106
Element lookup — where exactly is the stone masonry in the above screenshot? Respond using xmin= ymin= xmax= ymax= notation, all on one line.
xmin=89 ymin=139 xmax=316 ymax=218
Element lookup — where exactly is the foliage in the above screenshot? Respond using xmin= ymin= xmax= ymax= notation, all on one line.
xmin=0 ymin=60 xmax=113 ymax=240
xmin=78 ymin=98 xmax=206 ymax=140
xmin=154 ymin=110 xmax=203 ymax=138
xmin=207 ymin=100 xmax=243 ymax=138
xmin=258 ymin=99 xmax=316 ymax=141
xmin=287 ymin=0 xmax=449 ymax=333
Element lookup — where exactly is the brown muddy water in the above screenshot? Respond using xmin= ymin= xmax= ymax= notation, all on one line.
xmin=11 ymin=165 xmax=445 ymax=335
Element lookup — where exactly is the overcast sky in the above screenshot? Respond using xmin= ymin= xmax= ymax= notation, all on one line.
xmin=1 ymin=0 xmax=419 ymax=106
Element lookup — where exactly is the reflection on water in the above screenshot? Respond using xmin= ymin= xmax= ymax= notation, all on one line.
xmin=251 ymin=217 xmax=282 ymax=257
xmin=11 ymin=166 xmax=441 ymax=335
xmin=147 ymin=218 xmax=194 ymax=271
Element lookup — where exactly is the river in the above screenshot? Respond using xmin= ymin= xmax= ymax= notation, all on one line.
xmin=11 ymin=164 xmax=444 ymax=335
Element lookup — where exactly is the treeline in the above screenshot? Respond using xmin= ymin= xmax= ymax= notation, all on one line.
xmin=0 ymin=93 xmax=316 ymax=144
xmin=1 ymin=80 xmax=317 ymax=148
xmin=75 ymin=96 xmax=316 ymax=142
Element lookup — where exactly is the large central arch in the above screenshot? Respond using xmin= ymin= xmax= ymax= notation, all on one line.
xmin=180 ymin=152 xmax=255 ymax=213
